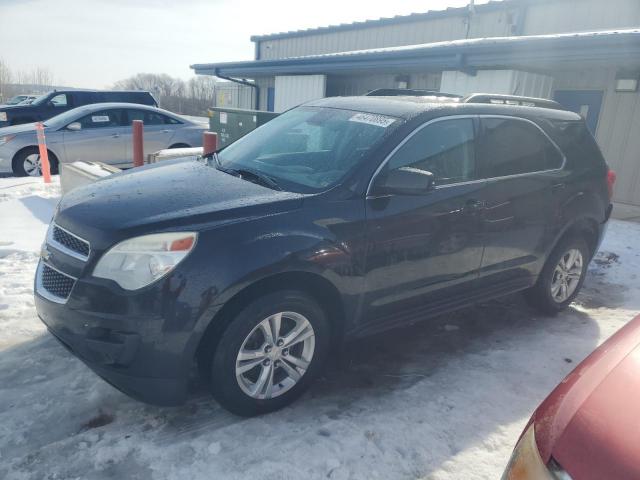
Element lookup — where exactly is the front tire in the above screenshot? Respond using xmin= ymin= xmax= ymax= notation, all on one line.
xmin=208 ymin=290 xmax=330 ymax=416
xmin=525 ymin=236 xmax=590 ymax=314
xmin=12 ymin=147 xmax=59 ymax=177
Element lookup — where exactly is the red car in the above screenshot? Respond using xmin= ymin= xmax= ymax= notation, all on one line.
xmin=503 ymin=314 xmax=640 ymax=480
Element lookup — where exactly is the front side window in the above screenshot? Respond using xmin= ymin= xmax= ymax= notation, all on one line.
xmin=76 ymin=109 xmax=124 ymax=129
xmin=479 ymin=118 xmax=563 ymax=177
xmin=49 ymin=94 xmax=68 ymax=107
xmin=385 ymin=118 xmax=476 ymax=186
xmin=216 ymin=107 xmax=400 ymax=193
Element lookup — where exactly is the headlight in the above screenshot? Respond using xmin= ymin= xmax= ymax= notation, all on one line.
xmin=0 ymin=134 xmax=15 ymax=145
xmin=502 ymin=423 xmax=573 ymax=480
xmin=93 ymin=232 xmax=197 ymax=290
xmin=0 ymin=112 xmax=7 ymax=122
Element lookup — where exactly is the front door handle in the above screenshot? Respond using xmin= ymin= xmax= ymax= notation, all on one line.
xmin=111 ymin=133 xmax=120 ymax=138
xmin=162 ymin=129 xmax=170 ymax=133
xmin=552 ymin=183 xmax=566 ymax=193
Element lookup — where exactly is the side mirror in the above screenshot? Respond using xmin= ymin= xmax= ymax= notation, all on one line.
xmin=372 ymin=167 xmax=435 ymax=196
xmin=67 ymin=122 xmax=82 ymax=131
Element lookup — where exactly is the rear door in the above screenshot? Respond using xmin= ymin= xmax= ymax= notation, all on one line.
xmin=122 ymin=108 xmax=182 ymax=162
xmin=62 ymin=108 xmax=128 ymax=165
xmin=475 ymin=116 xmax=566 ymax=290
xmin=361 ymin=117 xmax=487 ymax=333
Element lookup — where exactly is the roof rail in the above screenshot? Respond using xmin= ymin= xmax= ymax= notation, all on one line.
xmin=366 ymin=88 xmax=462 ymax=98
xmin=462 ymin=93 xmax=564 ymax=110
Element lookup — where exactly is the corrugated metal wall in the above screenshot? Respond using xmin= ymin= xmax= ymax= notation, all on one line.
xmin=257 ymin=10 xmax=513 ymax=60
xmin=523 ymin=0 xmax=640 ymax=35
xmin=325 ymin=73 xmax=441 ymax=96
xmin=256 ymin=0 xmax=640 ymax=61
xmin=274 ymin=75 xmax=326 ymax=112
xmin=555 ymin=68 xmax=640 ymax=206
xmin=441 ymin=70 xmax=553 ymax=98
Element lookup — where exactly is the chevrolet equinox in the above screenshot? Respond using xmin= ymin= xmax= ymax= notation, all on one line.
xmin=35 ymin=94 xmax=615 ymax=416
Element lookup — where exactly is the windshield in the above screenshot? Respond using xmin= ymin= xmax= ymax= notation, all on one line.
xmin=31 ymin=93 xmax=53 ymax=106
xmin=216 ymin=107 xmax=400 ymax=193
xmin=42 ymin=106 xmax=92 ymax=128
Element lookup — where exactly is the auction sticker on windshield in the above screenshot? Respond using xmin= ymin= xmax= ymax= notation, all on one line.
xmin=349 ymin=113 xmax=396 ymax=128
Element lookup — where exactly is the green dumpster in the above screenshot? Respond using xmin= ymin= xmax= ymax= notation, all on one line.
xmin=208 ymin=107 xmax=279 ymax=148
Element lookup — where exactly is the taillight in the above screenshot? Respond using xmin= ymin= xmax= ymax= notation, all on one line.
xmin=607 ymin=169 xmax=616 ymax=201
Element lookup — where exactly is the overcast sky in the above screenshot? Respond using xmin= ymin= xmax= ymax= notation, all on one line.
xmin=0 ymin=0 xmax=482 ymax=88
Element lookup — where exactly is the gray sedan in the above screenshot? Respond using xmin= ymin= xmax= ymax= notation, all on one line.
xmin=0 ymin=103 xmax=208 ymax=176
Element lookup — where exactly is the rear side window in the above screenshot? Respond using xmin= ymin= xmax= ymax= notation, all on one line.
xmin=387 ymin=118 xmax=476 ymax=186
xmin=125 ymin=109 xmax=179 ymax=125
xmin=479 ymin=118 xmax=563 ymax=178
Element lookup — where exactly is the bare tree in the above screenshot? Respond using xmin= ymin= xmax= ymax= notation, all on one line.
xmin=0 ymin=59 xmax=12 ymax=102
xmin=112 ymin=73 xmax=218 ymax=115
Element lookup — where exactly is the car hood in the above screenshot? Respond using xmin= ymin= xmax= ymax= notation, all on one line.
xmin=533 ymin=315 xmax=640 ymax=479
xmin=0 ymin=104 xmax=31 ymax=114
xmin=55 ymin=158 xmax=305 ymax=248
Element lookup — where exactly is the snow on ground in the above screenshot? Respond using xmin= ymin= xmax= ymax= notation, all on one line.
xmin=0 ymin=174 xmax=639 ymax=480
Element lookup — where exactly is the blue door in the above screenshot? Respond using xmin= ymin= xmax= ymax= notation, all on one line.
xmin=553 ymin=90 xmax=603 ymax=134
xmin=267 ymin=87 xmax=275 ymax=112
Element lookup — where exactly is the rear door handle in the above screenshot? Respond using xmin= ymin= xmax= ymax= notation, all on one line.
xmin=162 ymin=129 xmax=170 ymax=133
xmin=464 ymin=199 xmax=486 ymax=213
xmin=552 ymin=183 xmax=566 ymax=193
xmin=111 ymin=133 xmax=120 ymax=138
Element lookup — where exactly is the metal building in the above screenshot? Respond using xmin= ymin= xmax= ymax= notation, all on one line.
xmin=192 ymin=0 xmax=640 ymax=211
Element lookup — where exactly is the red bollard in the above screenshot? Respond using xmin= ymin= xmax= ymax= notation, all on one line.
xmin=132 ymin=120 xmax=144 ymax=167
xmin=203 ymin=131 xmax=218 ymax=156
xmin=35 ymin=122 xmax=52 ymax=183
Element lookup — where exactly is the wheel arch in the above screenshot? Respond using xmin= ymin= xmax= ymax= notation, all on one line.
xmin=194 ymin=270 xmax=346 ymax=370
xmin=12 ymin=145 xmax=60 ymax=174
xmin=551 ymin=216 xmax=601 ymax=260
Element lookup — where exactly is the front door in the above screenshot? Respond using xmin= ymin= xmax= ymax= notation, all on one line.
xmin=554 ymin=90 xmax=603 ymax=134
xmin=62 ymin=108 xmax=127 ymax=165
xmin=361 ymin=117 xmax=486 ymax=334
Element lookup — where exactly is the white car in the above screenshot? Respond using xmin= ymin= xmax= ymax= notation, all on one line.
xmin=0 ymin=103 xmax=208 ymax=176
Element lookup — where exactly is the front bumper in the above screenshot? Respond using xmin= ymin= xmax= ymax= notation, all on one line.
xmin=33 ymin=245 xmax=221 ymax=406
xmin=36 ymin=288 xmax=191 ymax=406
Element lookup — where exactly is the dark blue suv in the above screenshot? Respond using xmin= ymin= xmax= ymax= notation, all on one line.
xmin=34 ymin=94 xmax=614 ymax=416
xmin=0 ymin=89 xmax=157 ymax=127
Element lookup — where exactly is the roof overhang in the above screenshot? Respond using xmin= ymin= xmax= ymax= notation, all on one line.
xmin=191 ymin=29 xmax=640 ymax=79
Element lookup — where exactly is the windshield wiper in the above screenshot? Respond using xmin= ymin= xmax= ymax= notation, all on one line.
xmin=213 ymin=158 xmax=282 ymax=191
xmin=233 ymin=168 xmax=282 ymax=191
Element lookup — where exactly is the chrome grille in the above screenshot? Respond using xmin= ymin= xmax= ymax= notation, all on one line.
xmin=36 ymin=262 xmax=76 ymax=303
xmin=48 ymin=224 xmax=90 ymax=260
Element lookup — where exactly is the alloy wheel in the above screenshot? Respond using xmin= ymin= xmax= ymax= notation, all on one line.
xmin=550 ymin=248 xmax=583 ymax=303
xmin=23 ymin=153 xmax=42 ymax=177
xmin=235 ymin=311 xmax=315 ymax=400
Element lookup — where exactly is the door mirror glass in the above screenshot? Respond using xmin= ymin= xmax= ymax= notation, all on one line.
xmin=66 ymin=122 xmax=82 ymax=131
xmin=373 ymin=167 xmax=435 ymax=196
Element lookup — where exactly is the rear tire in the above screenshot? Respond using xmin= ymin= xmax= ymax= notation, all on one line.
xmin=525 ymin=236 xmax=590 ymax=314
xmin=12 ymin=147 xmax=59 ymax=177
xmin=207 ymin=290 xmax=330 ymax=416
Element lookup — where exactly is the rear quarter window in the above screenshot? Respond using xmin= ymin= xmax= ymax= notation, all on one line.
xmin=546 ymin=120 xmax=606 ymax=171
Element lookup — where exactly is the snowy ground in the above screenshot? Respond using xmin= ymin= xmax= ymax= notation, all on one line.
xmin=0 ymin=175 xmax=639 ymax=480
